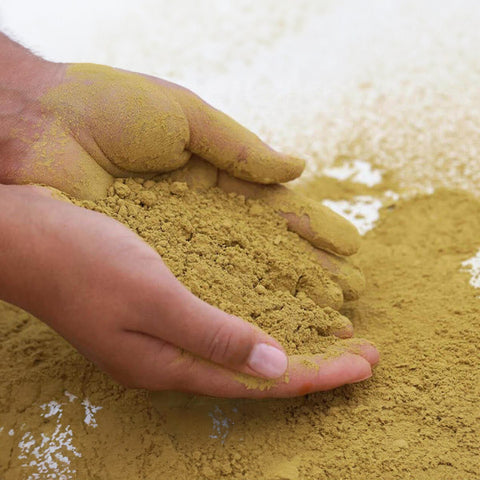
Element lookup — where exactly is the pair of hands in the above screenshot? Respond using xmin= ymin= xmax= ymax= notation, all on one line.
xmin=0 ymin=42 xmax=378 ymax=397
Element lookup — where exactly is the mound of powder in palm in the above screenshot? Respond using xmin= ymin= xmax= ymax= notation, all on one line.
xmin=75 ymin=176 xmax=355 ymax=356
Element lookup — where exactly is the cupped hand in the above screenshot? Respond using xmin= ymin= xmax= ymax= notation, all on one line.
xmin=1 ymin=185 xmax=378 ymax=397
xmin=2 ymin=62 xmax=363 ymax=301
xmin=0 ymin=61 xmax=378 ymax=396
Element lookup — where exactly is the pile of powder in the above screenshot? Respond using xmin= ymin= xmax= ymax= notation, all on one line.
xmin=1 ymin=183 xmax=479 ymax=480
xmin=76 ymin=176 xmax=353 ymax=356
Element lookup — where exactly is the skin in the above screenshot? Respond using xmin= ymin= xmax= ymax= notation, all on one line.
xmin=0 ymin=33 xmax=379 ymax=397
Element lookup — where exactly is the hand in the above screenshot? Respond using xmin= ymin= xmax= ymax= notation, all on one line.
xmin=0 ymin=37 xmax=378 ymax=396
xmin=3 ymin=60 xmax=364 ymax=299
xmin=0 ymin=185 xmax=378 ymax=398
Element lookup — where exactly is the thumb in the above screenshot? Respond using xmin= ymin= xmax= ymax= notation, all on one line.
xmin=186 ymin=296 xmax=289 ymax=379
xmin=137 ymin=267 xmax=289 ymax=379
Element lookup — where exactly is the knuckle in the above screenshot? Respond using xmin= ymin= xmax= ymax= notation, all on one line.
xmin=204 ymin=323 xmax=234 ymax=364
xmin=203 ymin=322 xmax=251 ymax=368
xmin=106 ymin=91 xmax=190 ymax=173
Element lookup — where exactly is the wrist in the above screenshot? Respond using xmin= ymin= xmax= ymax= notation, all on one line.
xmin=0 ymin=185 xmax=64 ymax=318
xmin=0 ymin=33 xmax=65 ymax=182
xmin=0 ymin=185 xmax=39 ymax=308
xmin=0 ymin=32 xmax=61 ymax=94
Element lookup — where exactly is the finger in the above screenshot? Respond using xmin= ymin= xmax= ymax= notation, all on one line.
xmin=164 ymin=82 xmax=305 ymax=184
xmin=260 ymin=251 xmax=344 ymax=309
xmin=312 ymin=248 xmax=366 ymax=301
xmin=130 ymin=262 xmax=288 ymax=379
xmin=133 ymin=336 xmax=378 ymax=398
xmin=217 ymin=172 xmax=361 ymax=256
xmin=332 ymin=317 xmax=354 ymax=338
xmin=163 ymin=155 xmax=218 ymax=190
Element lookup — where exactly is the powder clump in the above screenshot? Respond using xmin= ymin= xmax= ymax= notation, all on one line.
xmin=77 ymin=176 xmax=352 ymax=356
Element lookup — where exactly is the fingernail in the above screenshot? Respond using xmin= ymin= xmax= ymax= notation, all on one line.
xmin=349 ymin=370 xmax=372 ymax=384
xmin=247 ymin=343 xmax=288 ymax=379
xmin=332 ymin=324 xmax=354 ymax=339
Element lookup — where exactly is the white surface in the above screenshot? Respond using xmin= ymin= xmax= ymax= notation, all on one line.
xmin=0 ymin=393 xmax=101 ymax=479
xmin=18 ymin=399 xmax=82 ymax=480
xmin=64 ymin=391 xmax=77 ymax=403
xmin=323 ymin=160 xmax=383 ymax=187
xmin=323 ymin=196 xmax=384 ymax=236
xmin=208 ymin=405 xmax=235 ymax=444
xmin=81 ymin=399 xmax=102 ymax=429
xmin=461 ymin=250 xmax=480 ymax=289
xmin=41 ymin=401 xmax=63 ymax=420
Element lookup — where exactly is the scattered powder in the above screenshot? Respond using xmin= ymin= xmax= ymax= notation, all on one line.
xmin=1 ymin=177 xmax=480 ymax=479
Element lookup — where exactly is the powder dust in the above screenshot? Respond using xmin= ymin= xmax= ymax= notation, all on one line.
xmin=1 ymin=175 xmax=479 ymax=479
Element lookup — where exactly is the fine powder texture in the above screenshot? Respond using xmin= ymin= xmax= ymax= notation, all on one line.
xmin=1 ymin=176 xmax=479 ymax=479
xmin=79 ymin=176 xmax=352 ymax=356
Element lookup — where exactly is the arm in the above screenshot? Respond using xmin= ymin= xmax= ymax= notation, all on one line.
xmin=0 ymin=32 xmax=53 ymax=91
xmin=0 ymin=33 xmax=62 ymax=186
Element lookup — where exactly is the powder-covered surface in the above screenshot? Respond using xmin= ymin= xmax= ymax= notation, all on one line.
xmin=1 ymin=1 xmax=480 ymax=478
xmin=1 ymin=187 xmax=479 ymax=479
